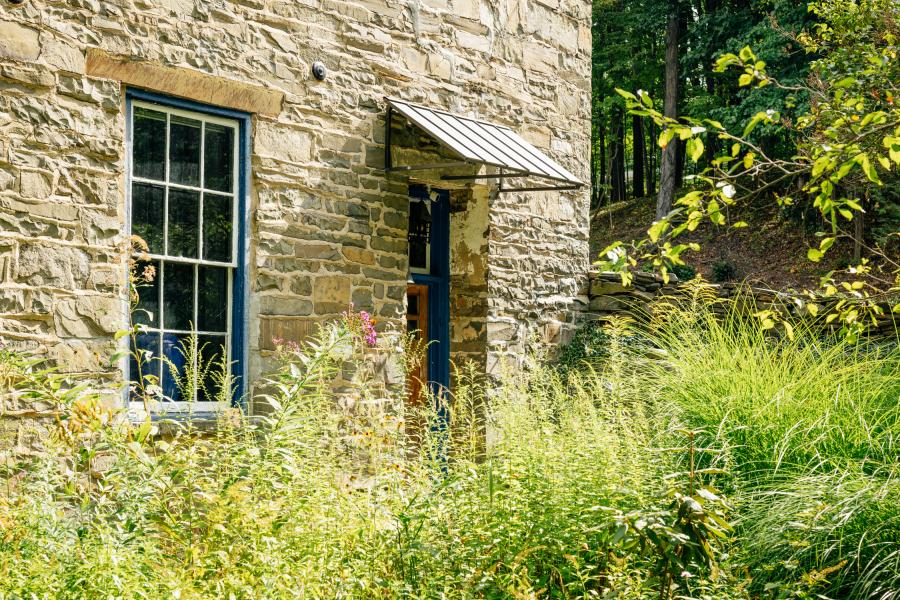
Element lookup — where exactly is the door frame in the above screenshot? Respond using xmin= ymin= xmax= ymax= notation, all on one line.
xmin=408 ymin=185 xmax=450 ymax=395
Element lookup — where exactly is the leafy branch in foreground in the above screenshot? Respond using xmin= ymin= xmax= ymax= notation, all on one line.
xmin=599 ymin=0 xmax=900 ymax=340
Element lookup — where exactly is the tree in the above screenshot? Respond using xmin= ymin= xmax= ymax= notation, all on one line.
xmin=633 ymin=114 xmax=646 ymax=197
xmin=656 ymin=0 xmax=681 ymax=219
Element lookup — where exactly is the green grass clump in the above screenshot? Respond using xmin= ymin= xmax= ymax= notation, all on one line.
xmin=642 ymin=296 xmax=900 ymax=599
xmin=0 ymin=324 xmax=699 ymax=598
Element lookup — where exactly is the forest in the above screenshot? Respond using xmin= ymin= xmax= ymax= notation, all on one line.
xmin=591 ymin=0 xmax=899 ymax=296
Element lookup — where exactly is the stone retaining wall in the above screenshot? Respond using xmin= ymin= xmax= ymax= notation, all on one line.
xmin=587 ymin=271 xmax=899 ymax=338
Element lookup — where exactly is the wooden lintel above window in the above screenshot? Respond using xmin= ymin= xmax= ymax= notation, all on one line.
xmin=86 ymin=49 xmax=284 ymax=117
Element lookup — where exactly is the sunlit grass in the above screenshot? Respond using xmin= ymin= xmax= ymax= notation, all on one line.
xmin=0 ymin=295 xmax=896 ymax=599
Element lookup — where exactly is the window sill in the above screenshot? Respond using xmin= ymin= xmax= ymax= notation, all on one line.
xmin=126 ymin=406 xmax=256 ymax=436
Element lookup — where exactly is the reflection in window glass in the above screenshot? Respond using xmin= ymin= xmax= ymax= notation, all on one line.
xmin=161 ymin=332 xmax=191 ymax=402
xmin=130 ymin=331 xmax=161 ymax=387
xmin=198 ymin=335 xmax=227 ymax=403
xmin=133 ymin=107 xmax=166 ymax=181
xmin=198 ymin=266 xmax=228 ymax=332
xmin=203 ymin=193 xmax=232 ymax=262
xmin=131 ymin=183 xmax=165 ymax=254
xmin=204 ymin=123 xmax=234 ymax=192
xmin=133 ymin=260 xmax=160 ymax=328
xmin=167 ymin=188 xmax=200 ymax=258
xmin=163 ymin=262 xmax=194 ymax=331
xmin=169 ymin=115 xmax=201 ymax=186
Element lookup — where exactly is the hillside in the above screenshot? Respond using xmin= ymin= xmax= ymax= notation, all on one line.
xmin=590 ymin=196 xmax=891 ymax=291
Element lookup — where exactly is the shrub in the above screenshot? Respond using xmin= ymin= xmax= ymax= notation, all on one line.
xmin=671 ymin=263 xmax=697 ymax=282
xmin=711 ymin=260 xmax=739 ymax=283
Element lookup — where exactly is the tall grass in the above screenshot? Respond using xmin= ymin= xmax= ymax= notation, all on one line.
xmin=642 ymin=291 xmax=900 ymax=599
xmin=0 ymin=295 xmax=896 ymax=598
xmin=0 ymin=322 xmax=694 ymax=598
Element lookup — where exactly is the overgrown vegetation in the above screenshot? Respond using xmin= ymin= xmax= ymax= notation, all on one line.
xmin=1 ymin=292 xmax=897 ymax=598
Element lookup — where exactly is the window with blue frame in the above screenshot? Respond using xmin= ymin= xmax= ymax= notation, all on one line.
xmin=127 ymin=94 xmax=246 ymax=410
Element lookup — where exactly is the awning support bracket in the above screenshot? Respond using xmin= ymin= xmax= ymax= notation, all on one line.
xmin=496 ymin=167 xmax=580 ymax=193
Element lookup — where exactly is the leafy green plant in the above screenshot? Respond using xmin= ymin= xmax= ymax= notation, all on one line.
xmin=712 ymin=260 xmax=739 ymax=282
xmin=2 ymin=291 xmax=897 ymax=598
xmin=642 ymin=293 xmax=900 ymax=598
xmin=671 ymin=263 xmax=697 ymax=282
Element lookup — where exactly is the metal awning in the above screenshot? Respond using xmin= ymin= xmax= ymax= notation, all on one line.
xmin=383 ymin=97 xmax=583 ymax=193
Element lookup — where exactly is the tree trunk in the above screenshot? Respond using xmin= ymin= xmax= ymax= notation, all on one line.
xmin=599 ymin=117 xmax=606 ymax=199
xmin=646 ymin=120 xmax=656 ymax=197
xmin=854 ymin=192 xmax=867 ymax=263
xmin=675 ymin=137 xmax=685 ymax=189
xmin=656 ymin=1 xmax=680 ymax=220
xmin=632 ymin=114 xmax=645 ymax=198
xmin=611 ymin=111 xmax=625 ymax=202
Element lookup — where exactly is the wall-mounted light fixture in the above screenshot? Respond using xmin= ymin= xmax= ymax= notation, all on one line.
xmin=311 ymin=61 xmax=327 ymax=81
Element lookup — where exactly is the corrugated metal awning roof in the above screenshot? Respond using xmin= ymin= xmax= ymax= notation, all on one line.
xmin=385 ymin=97 xmax=583 ymax=190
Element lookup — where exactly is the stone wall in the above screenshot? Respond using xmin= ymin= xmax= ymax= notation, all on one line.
xmin=0 ymin=0 xmax=591 ymax=427
xmin=587 ymin=271 xmax=899 ymax=338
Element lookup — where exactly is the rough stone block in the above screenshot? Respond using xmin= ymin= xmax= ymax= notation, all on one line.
xmin=0 ymin=20 xmax=40 ymax=61
xmin=16 ymin=244 xmax=89 ymax=289
xmin=314 ymin=275 xmax=351 ymax=314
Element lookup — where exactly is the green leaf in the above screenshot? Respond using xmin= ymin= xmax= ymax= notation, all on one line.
xmin=808 ymin=248 xmax=823 ymax=262
xmin=648 ymin=220 xmax=669 ymax=243
xmin=738 ymin=46 xmax=756 ymax=62
xmin=659 ymin=127 xmax=676 ymax=149
xmin=738 ymin=73 xmax=753 ymax=87
xmin=687 ymin=137 xmax=704 ymax=162
xmin=859 ymin=154 xmax=880 ymax=183
xmin=833 ymin=76 xmax=856 ymax=88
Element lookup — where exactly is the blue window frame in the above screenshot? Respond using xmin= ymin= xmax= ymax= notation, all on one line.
xmin=125 ymin=89 xmax=250 ymax=411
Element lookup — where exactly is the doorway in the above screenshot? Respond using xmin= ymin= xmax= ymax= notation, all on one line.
xmin=406 ymin=185 xmax=450 ymax=402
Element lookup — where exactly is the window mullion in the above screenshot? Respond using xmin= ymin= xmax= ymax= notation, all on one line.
xmin=158 ymin=260 xmax=165 ymax=386
xmin=193 ymin=263 xmax=199 ymax=402
xmin=199 ymin=121 xmax=205 ymax=262
xmin=163 ymin=112 xmax=170 ymax=257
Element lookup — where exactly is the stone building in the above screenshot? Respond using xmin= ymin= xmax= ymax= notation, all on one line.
xmin=0 ymin=0 xmax=591 ymax=419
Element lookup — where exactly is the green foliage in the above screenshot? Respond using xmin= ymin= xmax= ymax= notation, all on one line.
xmin=711 ymin=259 xmax=739 ymax=282
xmin=554 ymin=319 xmax=611 ymax=374
xmin=644 ymin=295 xmax=900 ymax=598
xmin=671 ymin=262 xmax=697 ymax=282
xmin=2 ymin=297 xmax=898 ymax=598
xmin=601 ymin=0 xmax=900 ymax=339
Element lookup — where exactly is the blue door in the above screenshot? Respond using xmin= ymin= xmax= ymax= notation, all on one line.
xmin=407 ymin=185 xmax=450 ymax=397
